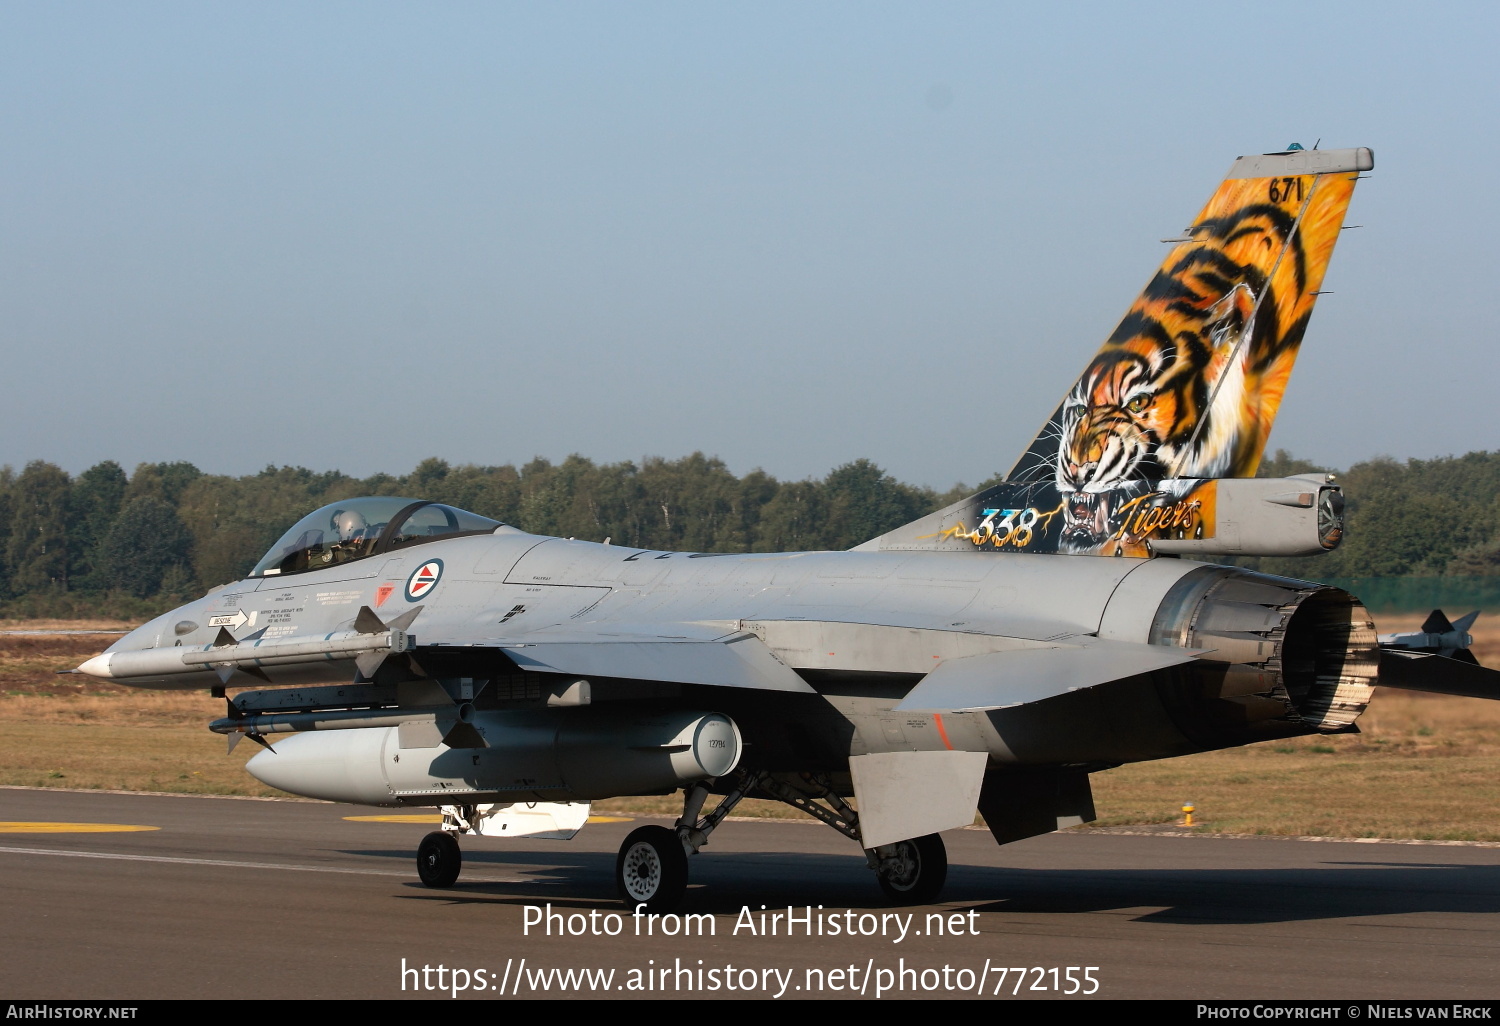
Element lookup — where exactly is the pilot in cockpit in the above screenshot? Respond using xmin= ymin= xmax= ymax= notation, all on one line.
xmin=326 ymin=509 xmax=374 ymax=564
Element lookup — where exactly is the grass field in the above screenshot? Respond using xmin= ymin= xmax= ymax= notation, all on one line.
xmin=4 ymin=612 xmax=1499 ymax=840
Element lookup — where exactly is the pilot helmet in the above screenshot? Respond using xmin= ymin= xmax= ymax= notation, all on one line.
xmin=333 ymin=509 xmax=369 ymax=542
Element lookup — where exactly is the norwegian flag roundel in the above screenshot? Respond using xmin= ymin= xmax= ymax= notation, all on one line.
xmin=405 ymin=559 xmax=444 ymax=602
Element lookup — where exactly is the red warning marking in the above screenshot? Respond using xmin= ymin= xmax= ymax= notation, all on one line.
xmin=374 ymin=584 xmax=395 ymax=607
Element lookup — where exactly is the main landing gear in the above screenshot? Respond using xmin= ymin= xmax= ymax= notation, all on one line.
xmin=615 ymin=826 xmax=688 ymax=914
xmin=870 ymin=833 xmax=947 ymax=904
xmin=408 ymin=781 xmax=950 ymax=911
xmin=608 ymin=771 xmax=948 ymax=914
xmin=612 ymin=771 xmax=755 ymax=913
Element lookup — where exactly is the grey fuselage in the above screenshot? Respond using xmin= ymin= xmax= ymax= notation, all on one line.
xmin=90 ymin=525 xmax=1375 ymax=804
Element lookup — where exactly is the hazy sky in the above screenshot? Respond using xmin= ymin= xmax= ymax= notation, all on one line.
xmin=1 ymin=2 xmax=1495 ymax=489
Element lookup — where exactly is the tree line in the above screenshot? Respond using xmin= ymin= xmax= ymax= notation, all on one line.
xmin=0 ymin=455 xmax=962 ymax=617
xmin=0 ymin=449 xmax=1496 ymax=619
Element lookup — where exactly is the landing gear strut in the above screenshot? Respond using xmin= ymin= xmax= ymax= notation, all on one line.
xmin=612 ymin=776 xmax=755 ymax=913
xmin=414 ymin=805 xmax=480 ymax=888
xmin=754 ymin=771 xmax=949 ymax=905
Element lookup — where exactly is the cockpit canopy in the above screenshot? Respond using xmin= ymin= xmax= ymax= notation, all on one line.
xmin=250 ymin=497 xmax=503 ymax=578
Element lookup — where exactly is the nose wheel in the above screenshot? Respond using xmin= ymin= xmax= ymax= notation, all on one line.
xmin=615 ymin=825 xmax=688 ymax=914
xmin=417 ymin=831 xmax=462 ymax=888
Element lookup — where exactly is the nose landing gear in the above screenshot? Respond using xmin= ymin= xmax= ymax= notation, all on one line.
xmin=416 ymin=830 xmax=461 ymax=888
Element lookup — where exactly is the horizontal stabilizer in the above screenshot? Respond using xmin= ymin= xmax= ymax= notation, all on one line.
xmin=501 ymin=634 xmax=816 ymax=693
xmin=894 ymin=640 xmax=1202 ymax=712
xmin=978 ymin=766 xmax=1096 ymax=846
xmin=1378 ymin=649 xmax=1500 ymax=701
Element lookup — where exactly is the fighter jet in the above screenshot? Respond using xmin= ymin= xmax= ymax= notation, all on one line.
xmin=76 ymin=145 xmax=1500 ymax=913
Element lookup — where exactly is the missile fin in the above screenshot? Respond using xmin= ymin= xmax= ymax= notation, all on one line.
xmin=353 ymin=606 xmax=386 ymax=634
xmin=385 ymin=606 xmax=424 ymax=632
xmin=1420 ymin=609 xmax=1454 ymax=634
xmin=355 ymin=650 xmax=387 ymax=679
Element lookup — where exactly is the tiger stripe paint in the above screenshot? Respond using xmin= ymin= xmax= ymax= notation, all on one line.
xmin=907 ymin=149 xmax=1366 ymax=558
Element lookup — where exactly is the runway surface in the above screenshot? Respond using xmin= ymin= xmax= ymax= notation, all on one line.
xmin=3 ymin=787 xmax=1499 ymax=1000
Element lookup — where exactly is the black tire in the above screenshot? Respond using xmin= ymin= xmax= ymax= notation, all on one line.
xmin=615 ymin=825 xmax=688 ymax=914
xmin=417 ymin=831 xmax=461 ymax=888
xmin=874 ymin=833 xmax=947 ymax=904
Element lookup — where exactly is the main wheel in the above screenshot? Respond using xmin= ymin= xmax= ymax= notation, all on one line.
xmin=417 ymin=831 xmax=462 ymax=888
xmin=874 ymin=833 xmax=947 ymax=904
xmin=616 ymin=825 xmax=688 ymax=914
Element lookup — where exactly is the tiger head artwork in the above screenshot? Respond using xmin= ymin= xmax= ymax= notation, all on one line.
xmin=1008 ymin=167 xmax=1358 ymax=555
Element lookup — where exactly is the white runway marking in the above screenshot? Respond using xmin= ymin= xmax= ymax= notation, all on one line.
xmin=0 ymin=844 xmax=524 ymax=881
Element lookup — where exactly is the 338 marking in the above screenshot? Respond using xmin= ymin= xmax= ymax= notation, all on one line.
xmin=936 ymin=507 xmax=1043 ymax=549
xmin=976 ymin=507 xmax=1039 ymax=548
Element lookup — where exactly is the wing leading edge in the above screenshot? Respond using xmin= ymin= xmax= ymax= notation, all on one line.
xmin=497 ymin=632 xmax=816 ymax=693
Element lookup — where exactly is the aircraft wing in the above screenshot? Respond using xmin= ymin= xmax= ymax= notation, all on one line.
xmin=893 ymin=639 xmax=1205 ymax=712
xmin=422 ymin=619 xmax=816 ymax=692
xmin=425 ymin=605 xmax=1101 ymax=695
xmin=495 ymin=631 xmax=816 ymax=694
xmin=422 ymin=619 xmax=1200 ymax=705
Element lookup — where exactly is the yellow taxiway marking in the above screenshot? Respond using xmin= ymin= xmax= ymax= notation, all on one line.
xmin=0 ymin=822 xmax=160 ymax=833
xmin=344 ymin=814 xmax=442 ymax=823
xmin=343 ymin=814 xmax=634 ymax=824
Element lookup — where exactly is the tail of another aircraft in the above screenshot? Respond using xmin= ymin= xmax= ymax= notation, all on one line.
xmin=861 ymin=145 xmax=1372 ymax=557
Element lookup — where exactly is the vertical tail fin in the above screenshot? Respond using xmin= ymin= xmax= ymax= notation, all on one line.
xmin=1008 ymin=146 xmax=1371 ymax=491
xmin=861 ymin=146 xmax=1371 ymax=557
